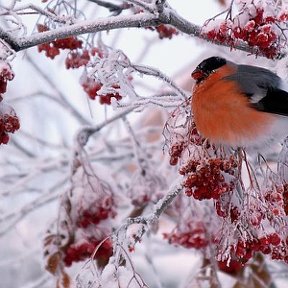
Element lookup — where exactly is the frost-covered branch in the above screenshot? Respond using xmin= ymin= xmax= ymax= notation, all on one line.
xmin=1 ymin=1 xmax=285 ymax=58
xmin=132 ymin=64 xmax=189 ymax=100
xmin=123 ymin=182 xmax=182 ymax=235
xmin=7 ymin=13 xmax=160 ymax=51
xmin=75 ymin=106 xmax=135 ymax=149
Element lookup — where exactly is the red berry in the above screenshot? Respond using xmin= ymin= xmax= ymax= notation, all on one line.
xmin=268 ymin=233 xmax=281 ymax=246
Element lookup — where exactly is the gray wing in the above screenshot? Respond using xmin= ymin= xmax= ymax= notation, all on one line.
xmin=223 ymin=64 xmax=288 ymax=116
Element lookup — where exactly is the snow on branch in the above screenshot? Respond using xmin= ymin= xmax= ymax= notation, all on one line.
xmin=0 ymin=0 xmax=285 ymax=58
xmin=9 ymin=13 xmax=160 ymax=51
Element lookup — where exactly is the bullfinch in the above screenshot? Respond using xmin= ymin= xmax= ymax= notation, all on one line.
xmin=191 ymin=56 xmax=288 ymax=150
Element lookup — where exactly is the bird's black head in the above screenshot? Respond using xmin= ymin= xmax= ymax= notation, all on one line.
xmin=192 ymin=56 xmax=227 ymax=83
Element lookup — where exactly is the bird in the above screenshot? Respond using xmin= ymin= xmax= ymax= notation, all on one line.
xmin=191 ymin=56 xmax=288 ymax=151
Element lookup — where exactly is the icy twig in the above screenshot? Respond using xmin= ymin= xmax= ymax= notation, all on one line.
xmin=121 ymin=182 xmax=182 ymax=239
xmin=132 ymin=64 xmax=189 ymax=100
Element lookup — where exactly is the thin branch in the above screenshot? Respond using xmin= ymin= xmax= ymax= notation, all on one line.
xmin=116 ymin=182 xmax=183 ymax=250
xmin=125 ymin=182 xmax=183 ymax=226
xmin=132 ymin=64 xmax=189 ymax=100
xmin=75 ymin=106 xmax=135 ymax=148
xmin=149 ymin=182 xmax=182 ymax=219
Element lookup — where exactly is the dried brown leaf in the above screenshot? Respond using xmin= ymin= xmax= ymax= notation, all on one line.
xmin=46 ymin=252 xmax=61 ymax=275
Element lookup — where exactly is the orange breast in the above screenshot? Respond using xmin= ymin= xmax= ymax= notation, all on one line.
xmin=191 ymin=66 xmax=276 ymax=146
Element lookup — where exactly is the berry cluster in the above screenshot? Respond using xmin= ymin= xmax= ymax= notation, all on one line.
xmin=65 ymin=50 xmax=90 ymax=69
xmin=203 ymin=8 xmax=284 ymax=58
xmin=0 ymin=62 xmax=19 ymax=145
xmin=163 ymin=221 xmax=208 ymax=249
xmin=169 ymin=141 xmax=185 ymax=166
xmin=81 ymin=76 xmax=102 ymax=99
xmin=0 ymin=62 xmax=14 ymax=94
xmin=188 ymin=121 xmax=207 ymax=146
xmin=180 ymin=157 xmax=237 ymax=200
xmin=215 ymin=201 xmax=240 ymax=221
xmin=44 ymin=166 xmax=117 ymax=268
xmin=63 ymin=238 xmax=113 ymax=267
xmin=217 ymin=259 xmax=243 ymax=275
xmin=0 ymin=110 xmax=20 ymax=144
xmin=37 ymin=24 xmax=82 ymax=59
xmin=232 ymin=233 xmax=286 ymax=263
xmin=76 ymin=196 xmax=116 ymax=228
xmin=264 ymin=185 xmax=285 ymax=217
xmin=168 ymin=123 xmax=206 ymax=166
xmin=80 ymin=75 xmax=122 ymax=104
xmin=37 ymin=24 xmax=128 ymax=106
xmin=99 ymin=92 xmax=122 ymax=105
xmin=65 ymin=47 xmax=104 ymax=70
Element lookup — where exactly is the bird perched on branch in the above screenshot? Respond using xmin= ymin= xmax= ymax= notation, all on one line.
xmin=191 ymin=56 xmax=288 ymax=151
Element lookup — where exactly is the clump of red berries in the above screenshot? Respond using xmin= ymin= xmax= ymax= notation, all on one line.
xmin=37 ymin=24 xmax=83 ymax=59
xmin=203 ymin=8 xmax=284 ymax=58
xmin=218 ymin=258 xmax=244 ymax=275
xmin=76 ymin=196 xmax=116 ymax=228
xmin=99 ymin=92 xmax=122 ymax=105
xmin=63 ymin=238 xmax=113 ymax=267
xmin=180 ymin=157 xmax=237 ymax=200
xmin=0 ymin=62 xmax=19 ymax=145
xmin=0 ymin=104 xmax=20 ymax=145
xmin=215 ymin=201 xmax=240 ymax=221
xmin=80 ymin=74 xmax=122 ymax=104
xmin=204 ymin=20 xmax=233 ymax=45
xmin=65 ymin=47 xmax=105 ymax=69
xmin=232 ymin=9 xmax=278 ymax=58
xmin=169 ymin=140 xmax=185 ymax=166
xmin=65 ymin=50 xmax=90 ymax=69
xmin=231 ymin=232 xmax=286 ymax=263
xmin=264 ymin=185 xmax=285 ymax=217
xmin=0 ymin=62 xmax=14 ymax=94
xmin=188 ymin=121 xmax=207 ymax=146
xmin=81 ymin=76 xmax=102 ymax=99
xmin=164 ymin=221 xmax=208 ymax=249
